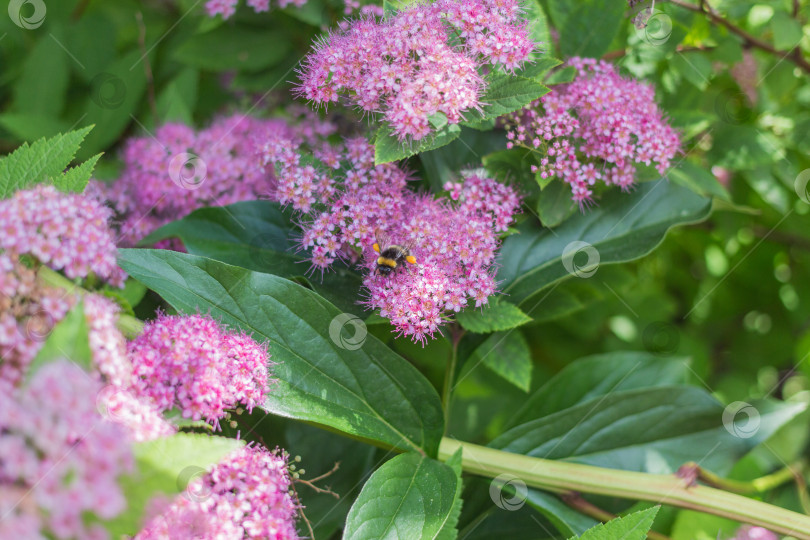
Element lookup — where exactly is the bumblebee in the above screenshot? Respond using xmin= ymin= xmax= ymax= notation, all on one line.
xmin=372 ymin=228 xmax=417 ymax=275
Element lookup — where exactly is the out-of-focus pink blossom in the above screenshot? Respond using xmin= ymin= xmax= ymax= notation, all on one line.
xmin=296 ymin=0 xmax=534 ymax=141
xmin=205 ymin=0 xmax=305 ymax=19
xmin=505 ymin=57 xmax=680 ymax=205
xmin=128 ymin=313 xmax=271 ymax=424
xmin=731 ymin=526 xmax=778 ymax=540
xmin=0 ymin=185 xmax=125 ymax=286
xmin=135 ymin=445 xmax=298 ymax=540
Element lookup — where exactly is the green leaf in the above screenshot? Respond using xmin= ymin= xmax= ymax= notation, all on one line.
xmin=156 ymin=67 xmax=199 ymax=124
xmin=0 ymin=113 xmax=71 ymax=143
xmin=53 ymin=152 xmax=102 ymax=193
xmin=174 ymin=25 xmax=291 ymax=72
xmin=141 ymin=201 xmax=362 ymax=314
xmin=344 ymin=452 xmax=462 ymax=540
xmin=545 ymin=65 xmax=576 ymax=85
xmin=547 ymin=0 xmax=625 ymax=59
xmin=668 ymin=160 xmax=731 ymax=201
xmin=0 ymin=126 xmax=93 ymax=198
xmin=524 ymin=0 xmax=552 ymax=54
xmin=491 ymin=387 xmax=806 ymax=475
xmin=570 ymin=507 xmax=659 ymax=540
xmin=507 ymin=351 xmax=692 ymax=427
xmin=469 ymin=71 xmax=550 ymax=123
xmin=770 ymin=10 xmax=803 ymax=51
xmin=375 ymin=124 xmax=462 ymax=165
xmin=436 ymin=449 xmax=464 ymax=540
xmin=470 ymin=330 xmax=532 ymax=392
xmin=118 ymin=249 xmax=444 ymax=455
xmin=536 ymin=179 xmax=577 ymax=228
xmin=456 ymin=300 xmax=532 ymax=333
xmin=11 ymin=32 xmax=70 ymax=117
xmin=526 ymin=490 xmax=598 ymax=537
xmin=105 ymin=434 xmax=241 ymax=537
xmin=27 ymin=300 xmax=92 ymax=380
xmin=497 ymin=179 xmax=713 ymax=306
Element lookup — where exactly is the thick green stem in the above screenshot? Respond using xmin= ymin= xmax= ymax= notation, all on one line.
xmin=438 ymin=438 xmax=810 ymax=538
xmin=442 ymin=325 xmax=464 ymax=430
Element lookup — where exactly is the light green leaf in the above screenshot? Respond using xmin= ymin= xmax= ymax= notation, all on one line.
xmin=54 ymin=152 xmax=102 ymax=193
xmin=469 ymin=71 xmax=550 ymax=123
xmin=375 ymin=124 xmax=462 ymax=165
xmin=27 ymin=300 xmax=92 ymax=380
xmin=497 ymin=179 xmax=712 ymax=306
xmin=536 ymin=179 xmax=577 ymax=228
xmin=668 ymin=160 xmax=731 ymax=201
xmin=471 ymin=330 xmax=532 ymax=392
xmin=118 ymin=249 xmax=444 ymax=455
xmin=770 ymin=10 xmax=803 ymax=51
xmin=570 ymin=507 xmax=659 ymax=540
xmin=344 ymin=452 xmax=462 ymax=540
xmin=105 ymin=434 xmax=242 ymax=537
xmin=11 ymin=32 xmax=70 ymax=117
xmin=0 ymin=125 xmax=93 ymax=198
xmin=456 ymin=300 xmax=532 ymax=333
xmin=547 ymin=0 xmax=625 ymax=59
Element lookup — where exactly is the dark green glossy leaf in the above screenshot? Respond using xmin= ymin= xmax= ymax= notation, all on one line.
xmin=536 ymin=179 xmax=577 ymax=228
xmin=344 ymin=451 xmax=462 ymax=540
xmin=497 ymin=179 xmax=713 ymax=306
xmin=546 ymin=0 xmax=625 ymax=59
xmin=471 ymin=330 xmax=532 ymax=392
xmin=456 ymin=300 xmax=532 ymax=333
xmin=174 ymin=25 xmax=290 ymax=72
xmin=526 ymin=490 xmax=598 ymax=537
xmin=118 ymin=249 xmax=444 ymax=455
xmin=375 ymin=124 xmax=461 ymax=165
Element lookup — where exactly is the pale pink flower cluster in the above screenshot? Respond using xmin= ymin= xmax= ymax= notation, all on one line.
xmin=0 ymin=185 xmax=125 ymax=286
xmin=97 ymin=385 xmax=177 ymax=443
xmin=731 ymin=526 xmax=778 ymax=540
xmin=0 ymin=361 xmax=133 ymax=540
xmin=128 ymin=313 xmax=271 ymax=424
xmin=136 ymin=445 xmax=298 ymax=540
xmin=205 ymin=0 xmax=306 ymax=19
xmin=262 ymin=137 xmax=520 ymax=342
xmin=505 ymin=57 xmax=681 ymax=205
xmin=296 ymin=0 xmax=533 ymax=141
xmin=101 ymin=113 xmax=333 ymax=247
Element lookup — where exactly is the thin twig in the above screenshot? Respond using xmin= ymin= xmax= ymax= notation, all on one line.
xmin=135 ymin=12 xmax=158 ymax=126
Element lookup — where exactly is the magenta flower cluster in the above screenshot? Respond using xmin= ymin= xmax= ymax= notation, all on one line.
xmin=0 ymin=361 xmax=133 ymax=540
xmin=205 ymin=0 xmax=306 ymax=19
xmin=0 ymin=185 xmax=125 ymax=286
xmin=128 ymin=313 xmax=272 ymax=424
xmin=100 ymin=113 xmax=333 ymax=247
xmin=296 ymin=0 xmax=533 ymax=141
xmin=263 ymin=136 xmax=520 ymax=343
xmin=136 ymin=445 xmax=298 ymax=540
xmin=505 ymin=57 xmax=681 ymax=205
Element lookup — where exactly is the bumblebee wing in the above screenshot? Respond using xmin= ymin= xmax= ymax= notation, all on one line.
xmin=402 ymin=233 xmax=419 ymax=264
xmin=373 ymin=227 xmax=390 ymax=253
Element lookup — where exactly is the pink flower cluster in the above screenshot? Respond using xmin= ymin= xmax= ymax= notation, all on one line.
xmin=731 ymin=526 xmax=778 ymax=540
xmin=136 ymin=445 xmax=298 ymax=540
xmin=0 ymin=361 xmax=133 ymax=540
xmin=505 ymin=57 xmax=681 ymax=205
xmin=97 ymin=385 xmax=177 ymax=443
xmin=101 ymin=113 xmax=333 ymax=247
xmin=296 ymin=0 xmax=533 ymax=141
xmin=262 ymin=137 xmax=520 ymax=342
xmin=205 ymin=0 xmax=306 ymax=19
xmin=0 ymin=185 xmax=125 ymax=286
xmin=128 ymin=313 xmax=271 ymax=424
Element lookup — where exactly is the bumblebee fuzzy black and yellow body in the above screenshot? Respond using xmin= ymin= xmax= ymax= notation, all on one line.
xmin=373 ymin=229 xmax=417 ymax=275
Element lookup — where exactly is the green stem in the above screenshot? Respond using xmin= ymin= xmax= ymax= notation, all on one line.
xmin=37 ymin=266 xmax=144 ymax=337
xmin=680 ymin=460 xmax=805 ymax=494
xmin=442 ymin=325 xmax=464 ymax=430
xmin=438 ymin=438 xmax=810 ymax=538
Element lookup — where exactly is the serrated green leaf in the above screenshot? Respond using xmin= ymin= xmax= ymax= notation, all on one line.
xmin=506 ymin=351 xmax=692 ymax=428
xmin=456 ymin=300 xmax=532 ymax=333
xmin=471 ymin=330 xmax=532 ymax=392
xmin=497 ymin=179 xmax=712 ymax=306
xmin=54 ymin=153 xmax=102 ymax=193
xmin=344 ymin=452 xmax=462 ymax=540
xmin=469 ymin=71 xmax=549 ymax=123
xmin=27 ymin=300 xmax=92 ymax=381
xmin=105 ymin=434 xmax=242 ymax=537
xmin=0 ymin=125 xmax=93 ymax=198
xmin=118 ymin=249 xmax=444 ymax=455
xmin=435 ymin=448 xmax=464 ymax=540
xmin=375 ymin=124 xmax=462 ymax=165
xmin=491 ymin=387 xmax=806 ymax=475
xmin=570 ymin=507 xmax=659 ymax=540
xmin=141 ymin=201 xmax=362 ymax=314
